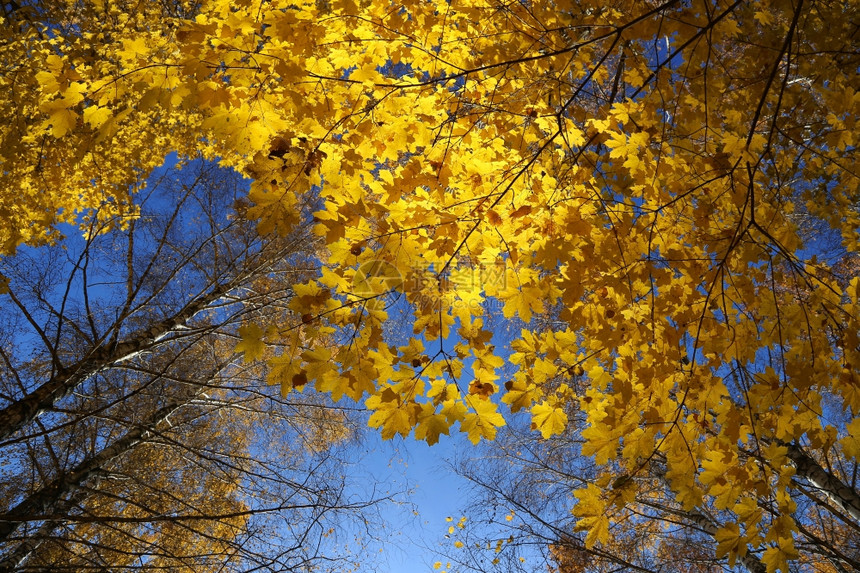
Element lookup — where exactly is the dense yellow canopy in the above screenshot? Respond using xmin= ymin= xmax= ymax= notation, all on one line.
xmin=2 ymin=0 xmax=858 ymax=568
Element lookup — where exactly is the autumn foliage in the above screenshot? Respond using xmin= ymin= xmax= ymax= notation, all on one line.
xmin=1 ymin=0 xmax=859 ymax=570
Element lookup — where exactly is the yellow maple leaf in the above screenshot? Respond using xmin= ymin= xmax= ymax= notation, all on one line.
xmin=840 ymin=417 xmax=860 ymax=458
xmin=461 ymin=398 xmax=506 ymax=444
xmin=367 ymin=400 xmax=412 ymax=440
xmin=530 ymin=401 xmax=568 ymax=438
xmin=761 ymin=542 xmax=798 ymax=573
xmin=47 ymin=108 xmax=79 ymax=138
xmin=36 ymin=70 xmax=60 ymax=93
xmin=235 ymin=323 xmax=266 ymax=362
xmin=573 ymin=484 xmax=610 ymax=548
xmin=83 ymin=105 xmax=113 ymax=129
xmin=581 ymin=422 xmax=618 ymax=465
xmin=501 ymin=378 xmax=536 ymax=413
xmin=714 ymin=523 xmax=745 ymax=566
xmin=415 ymin=404 xmax=450 ymax=445
xmin=584 ymin=514 xmax=609 ymax=549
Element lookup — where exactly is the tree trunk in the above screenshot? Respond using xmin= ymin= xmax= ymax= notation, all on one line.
xmin=0 ymin=487 xmax=90 ymax=572
xmin=0 ymin=283 xmax=229 ymax=443
xmin=0 ymin=391 xmax=203 ymax=545
xmin=786 ymin=442 xmax=860 ymax=523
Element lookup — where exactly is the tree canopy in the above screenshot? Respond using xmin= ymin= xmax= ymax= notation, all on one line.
xmin=1 ymin=0 xmax=858 ymax=570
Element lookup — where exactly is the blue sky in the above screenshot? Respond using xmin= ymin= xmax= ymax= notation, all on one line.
xmin=357 ymin=426 xmax=476 ymax=573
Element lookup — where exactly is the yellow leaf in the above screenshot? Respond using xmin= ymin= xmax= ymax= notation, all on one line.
xmin=584 ymin=514 xmax=609 ymax=549
xmin=588 ymin=366 xmax=612 ymax=389
xmin=734 ymin=497 xmax=763 ymax=528
xmin=415 ymin=408 xmax=450 ymax=445
xmin=581 ymin=422 xmax=617 ymax=465
xmin=530 ymin=401 xmax=568 ymax=438
xmin=83 ymin=105 xmax=114 ymax=129
xmin=573 ymin=483 xmax=610 ymax=548
xmin=36 ymin=70 xmax=60 ymax=93
xmin=762 ymin=544 xmax=797 ymax=573
xmin=461 ymin=398 xmax=506 ymax=444
xmin=235 ymin=323 xmax=266 ymax=362
xmin=367 ymin=402 xmax=412 ymax=440
xmin=53 ymin=109 xmax=79 ymax=137
xmin=754 ymin=10 xmax=774 ymax=25
xmin=714 ymin=523 xmax=745 ymax=566
xmin=301 ymin=347 xmax=332 ymax=363
xmin=840 ymin=417 xmax=860 ymax=458
xmin=501 ymin=378 xmax=536 ymax=413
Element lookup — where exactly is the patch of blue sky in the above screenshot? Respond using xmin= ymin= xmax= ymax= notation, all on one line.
xmin=360 ymin=427 xmax=477 ymax=573
xmin=650 ymin=31 xmax=684 ymax=72
xmin=377 ymin=60 xmax=416 ymax=80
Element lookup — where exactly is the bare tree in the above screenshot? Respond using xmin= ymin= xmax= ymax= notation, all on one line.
xmin=447 ymin=406 xmax=859 ymax=573
xmin=0 ymin=158 xmax=386 ymax=572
